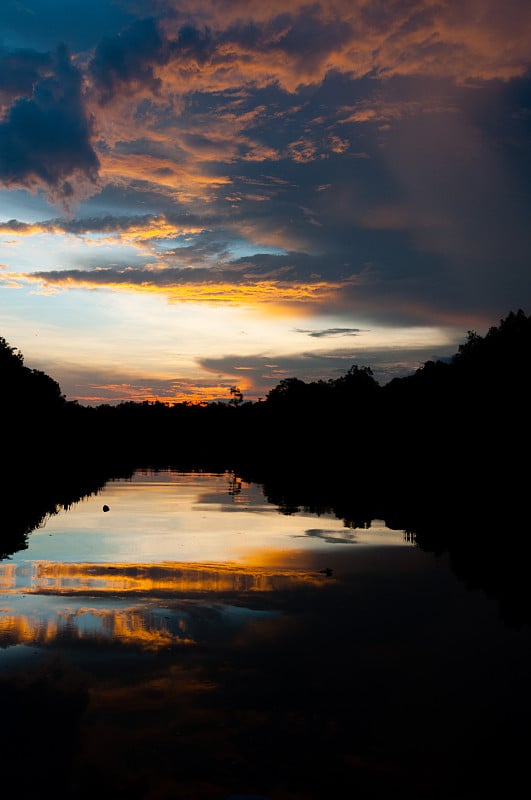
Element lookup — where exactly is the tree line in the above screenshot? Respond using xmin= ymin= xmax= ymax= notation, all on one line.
xmin=2 ymin=308 xmax=529 ymax=479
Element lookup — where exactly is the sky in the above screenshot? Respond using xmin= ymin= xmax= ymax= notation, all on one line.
xmin=1 ymin=0 xmax=530 ymax=405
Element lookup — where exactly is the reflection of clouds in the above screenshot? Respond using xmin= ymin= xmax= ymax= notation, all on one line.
xmin=0 ymin=595 xmax=289 ymax=653
xmin=0 ymin=587 xmax=289 ymax=654
xmin=298 ymin=528 xmax=359 ymax=544
xmin=0 ymin=563 xmax=17 ymax=590
xmin=0 ymin=560 xmax=328 ymax=596
xmin=293 ymin=523 xmax=412 ymax=546
xmin=0 ymin=613 xmax=59 ymax=646
xmin=0 ymin=556 xmax=332 ymax=656
xmin=0 ymin=606 xmax=190 ymax=651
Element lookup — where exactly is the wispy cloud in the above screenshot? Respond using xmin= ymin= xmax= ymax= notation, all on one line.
xmin=295 ymin=327 xmax=362 ymax=338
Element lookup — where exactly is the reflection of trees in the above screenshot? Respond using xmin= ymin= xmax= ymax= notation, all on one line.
xmin=227 ymin=473 xmax=242 ymax=497
xmin=0 ymin=467 xmax=134 ymax=559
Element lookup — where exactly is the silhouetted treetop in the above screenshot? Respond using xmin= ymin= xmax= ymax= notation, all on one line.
xmin=331 ymin=364 xmax=379 ymax=397
xmin=0 ymin=336 xmax=24 ymax=372
xmin=453 ymin=308 xmax=531 ymax=377
xmin=0 ymin=334 xmax=65 ymax=419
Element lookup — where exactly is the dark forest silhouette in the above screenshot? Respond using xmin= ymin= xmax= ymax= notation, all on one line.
xmin=2 ymin=309 xmax=530 ymax=623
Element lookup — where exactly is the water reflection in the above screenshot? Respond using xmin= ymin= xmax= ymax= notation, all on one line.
xmin=1 ymin=470 xmax=530 ymax=799
xmin=0 ymin=470 xmax=409 ymax=664
xmin=0 ymin=596 xmax=281 ymax=653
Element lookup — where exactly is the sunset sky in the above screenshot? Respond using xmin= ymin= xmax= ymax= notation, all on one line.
xmin=1 ymin=0 xmax=530 ymax=405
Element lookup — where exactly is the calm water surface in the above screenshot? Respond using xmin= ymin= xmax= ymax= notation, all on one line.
xmin=0 ymin=470 xmax=412 ymax=665
xmin=1 ymin=469 xmax=530 ymax=799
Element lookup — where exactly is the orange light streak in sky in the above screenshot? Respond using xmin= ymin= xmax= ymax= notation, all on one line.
xmin=18 ymin=274 xmax=342 ymax=309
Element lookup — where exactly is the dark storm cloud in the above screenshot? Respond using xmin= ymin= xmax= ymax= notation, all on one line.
xmin=0 ymin=44 xmax=99 ymax=208
xmin=87 ymin=8 xmax=348 ymax=106
xmin=162 ymin=239 xmax=233 ymax=264
xmin=219 ymin=6 xmax=353 ymax=73
xmin=229 ymin=252 xmax=344 ymax=281
xmin=89 ymin=18 xmax=170 ymax=104
xmin=171 ymin=23 xmax=215 ymax=62
xmin=0 ymin=48 xmax=52 ymax=101
xmin=89 ymin=18 xmax=214 ymax=104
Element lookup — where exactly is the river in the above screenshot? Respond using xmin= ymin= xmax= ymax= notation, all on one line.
xmin=0 ymin=469 xmax=529 ymax=799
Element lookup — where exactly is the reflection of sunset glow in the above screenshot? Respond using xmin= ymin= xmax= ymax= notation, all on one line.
xmin=14 ymin=470 xmax=412 ymax=566
xmin=0 ymin=563 xmax=17 ymax=589
xmin=0 ymin=472 xmax=411 ymax=668
xmin=0 ymin=556 xmax=331 ymax=653
xmin=17 ymin=560 xmax=331 ymax=595
xmin=0 ymin=614 xmax=59 ymax=644
xmin=0 ymin=606 xmax=193 ymax=651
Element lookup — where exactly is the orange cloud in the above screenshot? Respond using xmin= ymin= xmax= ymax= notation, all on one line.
xmin=155 ymin=0 xmax=531 ymax=87
xmin=17 ymin=271 xmax=342 ymax=311
xmin=100 ymin=152 xmax=231 ymax=201
xmin=67 ymin=0 xmax=531 ymax=221
xmin=74 ymin=381 xmax=236 ymax=406
xmin=0 ymin=215 xmax=204 ymax=244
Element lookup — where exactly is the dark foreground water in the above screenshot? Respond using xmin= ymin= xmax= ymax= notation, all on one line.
xmin=1 ymin=469 xmax=530 ymax=799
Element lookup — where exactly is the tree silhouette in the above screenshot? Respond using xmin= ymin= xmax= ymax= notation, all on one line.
xmin=0 ymin=335 xmax=24 ymax=373
xmin=229 ymin=385 xmax=244 ymax=406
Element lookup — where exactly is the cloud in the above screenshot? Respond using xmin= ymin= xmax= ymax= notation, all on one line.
xmin=295 ymin=327 xmax=362 ymax=338
xmin=82 ymin=2 xmax=531 ymax=119
xmin=0 ymin=44 xmax=100 ymax=210
xmin=15 ymin=261 xmax=342 ymax=309
xmin=196 ymin=342 xmax=461 ymax=394
xmin=0 ymin=213 xmax=205 ymax=240
xmin=5 ymin=229 xmax=480 ymax=326
xmin=215 ymin=7 xmax=354 ymax=89
xmin=88 ymin=18 xmax=217 ymax=106
xmin=0 ymin=47 xmax=52 ymax=102
xmin=27 ymin=359 xmax=236 ymax=406
xmin=16 ymin=243 xmax=360 ymax=292
xmin=153 ymin=0 xmax=531 ymax=87
xmin=89 ymin=18 xmax=171 ymax=104
xmin=22 ymin=333 xmax=463 ymax=406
